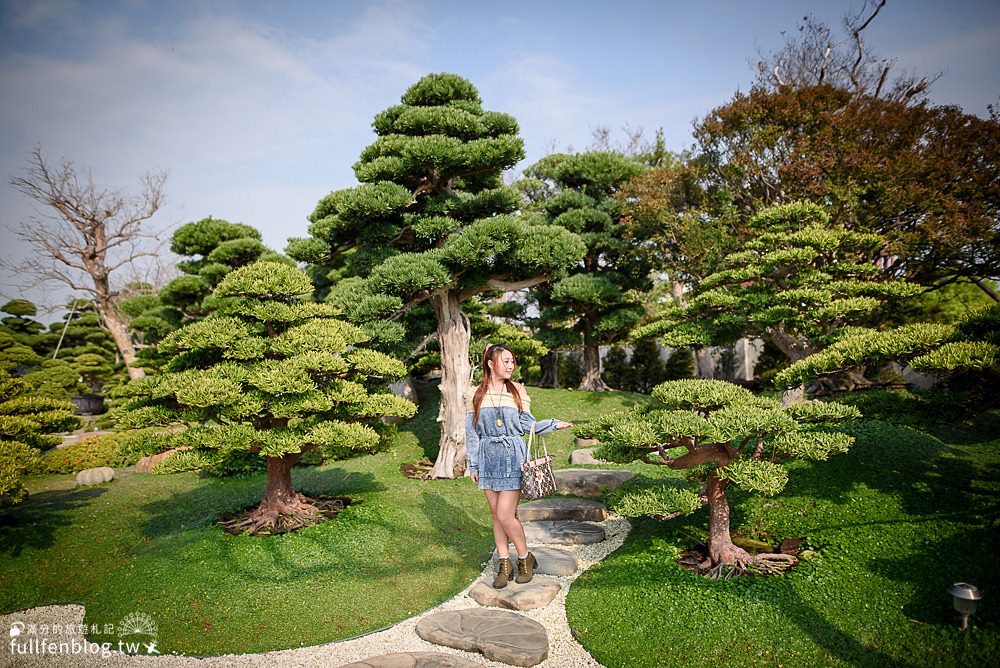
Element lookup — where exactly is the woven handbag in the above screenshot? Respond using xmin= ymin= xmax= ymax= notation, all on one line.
xmin=520 ymin=422 xmax=557 ymax=501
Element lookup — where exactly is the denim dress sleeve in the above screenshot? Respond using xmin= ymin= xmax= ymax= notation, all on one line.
xmin=517 ymin=410 xmax=559 ymax=436
xmin=466 ymin=410 xmax=480 ymax=472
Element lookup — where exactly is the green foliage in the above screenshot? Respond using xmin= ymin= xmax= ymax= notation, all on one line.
xmin=0 ymin=370 xmax=82 ymax=506
xmin=602 ymin=340 xmax=673 ymax=393
xmin=2 ymin=299 xmax=37 ymax=318
xmin=638 ymin=202 xmax=922 ymax=372
xmin=115 ymin=261 xmax=415 ymax=475
xmin=520 ymin=151 xmax=651 ymax=388
xmin=33 ymin=433 xmax=120 ymax=473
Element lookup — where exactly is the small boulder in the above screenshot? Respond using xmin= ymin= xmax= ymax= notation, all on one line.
xmin=569 ymin=448 xmax=601 ymax=465
xmin=75 ymin=467 xmax=114 ymax=486
xmin=554 ymin=468 xmax=634 ymax=498
xmin=135 ymin=446 xmax=191 ymax=473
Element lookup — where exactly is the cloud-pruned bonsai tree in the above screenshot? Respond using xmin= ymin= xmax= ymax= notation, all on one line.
xmin=774 ymin=303 xmax=1000 ymax=408
xmin=287 ymin=73 xmax=585 ymax=478
xmin=114 ymin=261 xmax=416 ymax=534
xmin=635 ymin=201 xmax=921 ymax=399
xmin=589 ymin=379 xmax=859 ymax=576
xmin=520 ymin=151 xmax=650 ymax=391
xmin=0 ymin=370 xmax=81 ymax=509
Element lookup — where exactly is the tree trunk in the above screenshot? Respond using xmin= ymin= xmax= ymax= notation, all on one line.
xmin=94 ymin=298 xmax=145 ymax=380
xmin=693 ymin=348 xmax=715 ymax=379
xmin=538 ymin=350 xmax=559 ymax=388
xmin=259 ymin=453 xmax=302 ymax=511
xmin=427 ymin=289 xmax=472 ymax=479
xmin=705 ymin=472 xmax=752 ymax=566
xmin=578 ymin=338 xmax=610 ymax=392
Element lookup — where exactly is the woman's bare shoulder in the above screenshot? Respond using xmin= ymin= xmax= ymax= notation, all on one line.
xmin=512 ymin=381 xmax=531 ymax=401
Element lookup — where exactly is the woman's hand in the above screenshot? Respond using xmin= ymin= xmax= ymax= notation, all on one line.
xmin=470 ymin=470 xmax=479 ymax=484
xmin=555 ymin=421 xmax=573 ymax=430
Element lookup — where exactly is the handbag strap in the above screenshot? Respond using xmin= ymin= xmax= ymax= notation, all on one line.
xmin=525 ymin=422 xmax=549 ymax=461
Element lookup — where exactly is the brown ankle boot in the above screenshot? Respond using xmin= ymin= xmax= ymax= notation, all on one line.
xmin=515 ymin=552 xmax=537 ymax=584
xmin=492 ymin=558 xmax=513 ymax=589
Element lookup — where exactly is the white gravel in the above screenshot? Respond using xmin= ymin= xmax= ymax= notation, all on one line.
xmin=1 ymin=516 xmax=631 ymax=668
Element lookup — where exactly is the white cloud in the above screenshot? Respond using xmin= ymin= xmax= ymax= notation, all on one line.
xmin=0 ymin=1 xmax=432 ymax=311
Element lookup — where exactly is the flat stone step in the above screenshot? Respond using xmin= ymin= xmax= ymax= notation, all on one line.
xmin=522 ymin=520 xmax=606 ymax=545
xmin=338 ymin=652 xmax=480 ymax=667
xmin=518 ymin=498 xmax=608 ymax=522
xmin=554 ymin=468 xmax=634 ymax=498
xmin=491 ymin=546 xmax=579 ymax=575
xmin=569 ymin=447 xmax=602 ymax=465
xmin=469 ymin=576 xmax=561 ymax=611
xmin=415 ymin=609 xmax=548 ymax=667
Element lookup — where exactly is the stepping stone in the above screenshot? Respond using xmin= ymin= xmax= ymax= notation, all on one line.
xmin=518 ymin=498 xmax=608 ymax=522
xmin=339 ymin=652 xmax=479 ymax=668
xmin=416 ymin=609 xmax=548 ymax=667
xmin=554 ymin=468 xmax=634 ymax=498
xmin=468 ymin=576 xmax=561 ymax=611
xmin=569 ymin=448 xmax=601 ymax=465
xmin=491 ymin=546 xmax=579 ymax=575
xmin=522 ymin=520 xmax=606 ymax=545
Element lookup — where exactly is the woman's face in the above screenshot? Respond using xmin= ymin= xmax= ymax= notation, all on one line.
xmin=490 ymin=349 xmax=516 ymax=381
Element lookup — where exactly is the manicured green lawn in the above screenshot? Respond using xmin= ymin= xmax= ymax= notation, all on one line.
xmin=0 ymin=386 xmax=643 ymax=655
xmin=566 ymin=415 xmax=1000 ymax=667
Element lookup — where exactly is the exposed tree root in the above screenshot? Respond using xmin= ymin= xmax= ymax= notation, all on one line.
xmin=678 ymin=540 xmax=801 ymax=579
xmin=218 ymin=493 xmax=354 ymax=536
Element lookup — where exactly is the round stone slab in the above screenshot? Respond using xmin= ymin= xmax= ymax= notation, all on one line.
xmin=416 ymin=609 xmax=548 ymax=667
xmin=522 ymin=520 xmax=606 ymax=545
xmin=468 ymin=576 xmax=561 ymax=611
xmin=338 ymin=652 xmax=480 ymax=668
xmin=553 ymin=468 xmax=635 ymax=498
xmin=518 ymin=498 xmax=608 ymax=522
xmin=569 ymin=448 xmax=601 ymax=465
xmin=492 ymin=546 xmax=579 ymax=576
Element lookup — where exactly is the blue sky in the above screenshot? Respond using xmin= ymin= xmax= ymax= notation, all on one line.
xmin=2 ymin=0 xmax=999 ymax=316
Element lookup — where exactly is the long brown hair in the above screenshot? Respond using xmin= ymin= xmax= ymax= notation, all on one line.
xmin=472 ymin=344 xmax=523 ymax=423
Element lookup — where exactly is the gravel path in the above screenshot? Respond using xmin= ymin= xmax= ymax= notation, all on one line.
xmin=1 ymin=517 xmax=631 ymax=668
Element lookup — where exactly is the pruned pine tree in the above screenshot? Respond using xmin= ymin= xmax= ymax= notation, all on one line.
xmin=0 ymin=371 xmax=81 ymax=508
xmin=113 ymin=262 xmax=416 ymax=534
xmin=635 ymin=202 xmax=922 ymax=400
xmin=520 ymin=151 xmax=649 ymax=391
xmin=775 ymin=303 xmax=1000 ymax=393
xmin=590 ymin=379 xmax=859 ymax=576
xmin=287 ymin=73 xmax=585 ymax=478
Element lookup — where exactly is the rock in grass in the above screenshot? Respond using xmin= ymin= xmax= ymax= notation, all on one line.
xmin=338 ymin=651 xmax=480 ymax=667
xmin=553 ymin=468 xmax=634 ymax=498
xmin=518 ymin=498 xmax=608 ymax=522
xmin=569 ymin=447 xmax=601 ymax=464
xmin=416 ymin=609 xmax=548 ymax=667
xmin=469 ymin=577 xmax=561 ymax=611
xmin=75 ymin=467 xmax=114 ymax=486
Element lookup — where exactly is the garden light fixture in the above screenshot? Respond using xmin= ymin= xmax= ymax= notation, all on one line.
xmin=948 ymin=582 xmax=982 ymax=629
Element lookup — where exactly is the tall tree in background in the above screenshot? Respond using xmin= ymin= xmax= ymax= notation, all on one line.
xmin=5 ymin=147 xmax=166 ymax=379
xmin=121 ymin=218 xmax=293 ymax=366
xmin=695 ymin=3 xmax=1000 ymax=293
xmin=288 ymin=73 xmax=585 ymax=478
xmin=520 ymin=151 xmax=648 ymax=391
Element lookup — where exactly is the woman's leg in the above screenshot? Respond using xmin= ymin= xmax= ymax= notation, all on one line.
xmin=483 ymin=490 xmax=510 ymax=557
xmin=494 ymin=489 xmax=528 ymax=557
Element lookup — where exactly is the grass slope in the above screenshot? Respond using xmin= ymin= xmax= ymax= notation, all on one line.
xmin=0 ymin=385 xmax=640 ymax=656
xmin=566 ymin=415 xmax=1000 ymax=667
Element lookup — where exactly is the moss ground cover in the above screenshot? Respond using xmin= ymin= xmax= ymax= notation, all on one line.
xmin=566 ymin=414 xmax=1000 ymax=667
xmin=0 ymin=386 xmax=641 ymax=655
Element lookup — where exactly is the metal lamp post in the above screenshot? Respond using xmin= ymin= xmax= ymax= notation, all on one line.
xmin=948 ymin=582 xmax=982 ymax=630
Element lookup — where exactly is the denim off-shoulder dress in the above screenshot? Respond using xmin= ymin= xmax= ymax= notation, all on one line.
xmin=466 ymin=390 xmax=559 ymax=491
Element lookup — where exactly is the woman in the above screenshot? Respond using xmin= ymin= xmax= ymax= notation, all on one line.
xmin=466 ymin=344 xmax=572 ymax=589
